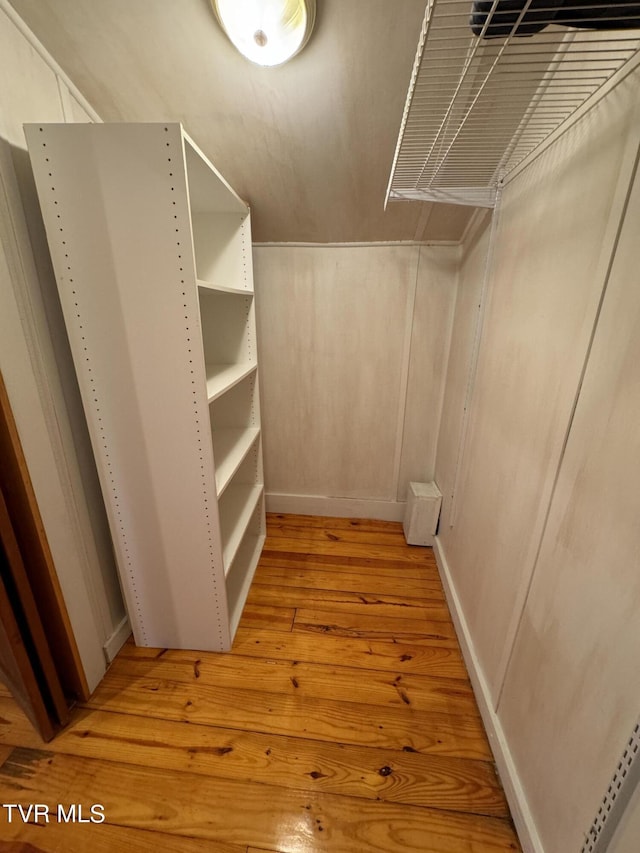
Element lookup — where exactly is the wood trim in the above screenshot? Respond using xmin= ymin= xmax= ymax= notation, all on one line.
xmin=392 ymin=248 xmax=419 ymax=502
xmin=102 ymin=615 xmax=132 ymax=664
xmin=447 ymin=195 xmax=502 ymax=530
xmin=0 ymin=485 xmax=69 ymax=728
xmin=0 ymin=371 xmax=89 ymax=701
xmin=0 ymin=498 xmax=55 ymax=741
xmin=265 ymin=492 xmax=406 ymax=522
xmin=433 ymin=535 xmax=542 ymax=853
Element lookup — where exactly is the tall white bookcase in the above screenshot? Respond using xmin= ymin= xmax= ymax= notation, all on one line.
xmin=25 ymin=122 xmax=265 ymax=651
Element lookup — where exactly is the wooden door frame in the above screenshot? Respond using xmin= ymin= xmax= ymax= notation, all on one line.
xmin=0 ymin=370 xmax=89 ymax=713
xmin=0 ymin=487 xmax=61 ymax=740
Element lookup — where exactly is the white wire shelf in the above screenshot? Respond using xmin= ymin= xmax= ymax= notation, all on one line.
xmin=387 ymin=0 xmax=640 ymax=208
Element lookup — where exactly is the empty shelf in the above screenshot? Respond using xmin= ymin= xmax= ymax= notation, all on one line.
xmin=213 ymin=428 xmax=260 ymax=497
xmin=227 ymin=531 xmax=267 ymax=639
xmin=220 ymin=483 xmax=263 ymax=573
xmin=206 ymin=363 xmax=257 ymax=403
xmin=197 ymin=279 xmax=253 ymax=296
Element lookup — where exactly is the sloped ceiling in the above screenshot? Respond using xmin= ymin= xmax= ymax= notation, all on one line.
xmin=9 ymin=0 xmax=474 ymax=242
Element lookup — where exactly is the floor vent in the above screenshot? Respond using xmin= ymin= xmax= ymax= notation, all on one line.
xmin=582 ymin=719 xmax=640 ymax=853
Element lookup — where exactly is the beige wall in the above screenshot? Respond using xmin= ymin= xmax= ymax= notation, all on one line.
xmin=435 ymin=210 xmax=491 ymax=532
xmin=0 ymin=2 xmax=125 ymax=690
xmin=435 ymin=65 xmax=640 ymax=852
xmin=254 ymin=244 xmax=458 ymax=519
xmin=499 ymin=139 xmax=640 ymax=852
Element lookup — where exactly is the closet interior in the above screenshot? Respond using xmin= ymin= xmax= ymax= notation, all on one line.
xmin=1 ymin=1 xmax=639 ymax=851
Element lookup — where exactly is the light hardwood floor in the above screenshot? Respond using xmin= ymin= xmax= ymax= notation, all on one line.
xmin=0 ymin=513 xmax=521 ymax=852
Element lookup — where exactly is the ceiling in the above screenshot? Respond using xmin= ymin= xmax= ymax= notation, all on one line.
xmin=9 ymin=0 xmax=474 ymax=243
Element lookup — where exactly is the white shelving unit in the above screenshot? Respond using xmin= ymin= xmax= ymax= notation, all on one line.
xmin=24 ymin=122 xmax=265 ymax=651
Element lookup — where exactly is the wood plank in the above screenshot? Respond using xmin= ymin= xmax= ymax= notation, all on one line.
xmin=258 ymin=552 xmax=439 ymax=578
xmin=0 ymin=698 xmax=508 ymax=816
xmin=84 ymin=672 xmax=491 ymax=760
xmin=238 ymin=603 xmax=295 ymax=631
xmin=0 ymin=749 xmax=521 ymax=853
xmin=131 ymin=628 xmax=470 ymax=680
xmin=0 ymin=807 xmax=243 ymax=853
xmin=108 ymin=651 xmax=479 ymax=717
xmin=234 ymin=627 xmax=469 ymax=679
xmin=266 ymin=523 xmax=411 ymax=548
xmin=266 ymin=512 xmax=405 ymax=534
xmin=0 ymin=841 xmax=45 ymax=853
xmin=247 ymin=583 xmax=451 ymax=622
xmin=262 ymin=537 xmax=433 ymax=564
xmin=252 ymin=563 xmax=445 ymax=599
xmin=294 ymin=608 xmax=460 ymax=646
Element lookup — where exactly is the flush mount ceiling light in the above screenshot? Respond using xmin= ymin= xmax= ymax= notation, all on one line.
xmin=212 ymin=0 xmax=316 ymax=67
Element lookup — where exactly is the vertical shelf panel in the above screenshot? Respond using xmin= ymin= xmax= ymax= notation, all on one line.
xmin=226 ymin=497 xmax=266 ymax=639
xmin=205 ymin=363 xmax=258 ymax=403
xmin=210 ymin=369 xmax=263 ymax=496
xmin=213 ymin=428 xmax=260 ymax=497
xmin=218 ymin=439 xmax=264 ymax=573
xmin=220 ymin=483 xmax=264 ymax=572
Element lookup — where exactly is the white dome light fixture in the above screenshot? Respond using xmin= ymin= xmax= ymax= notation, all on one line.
xmin=212 ymin=0 xmax=316 ymax=67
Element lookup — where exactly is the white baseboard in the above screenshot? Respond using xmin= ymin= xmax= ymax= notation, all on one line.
xmin=265 ymin=492 xmax=406 ymax=522
xmin=433 ymin=536 xmax=544 ymax=853
xmin=102 ymin=615 xmax=132 ymax=664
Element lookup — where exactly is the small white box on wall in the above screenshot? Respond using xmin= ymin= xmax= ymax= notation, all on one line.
xmin=403 ymin=481 xmax=442 ymax=546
